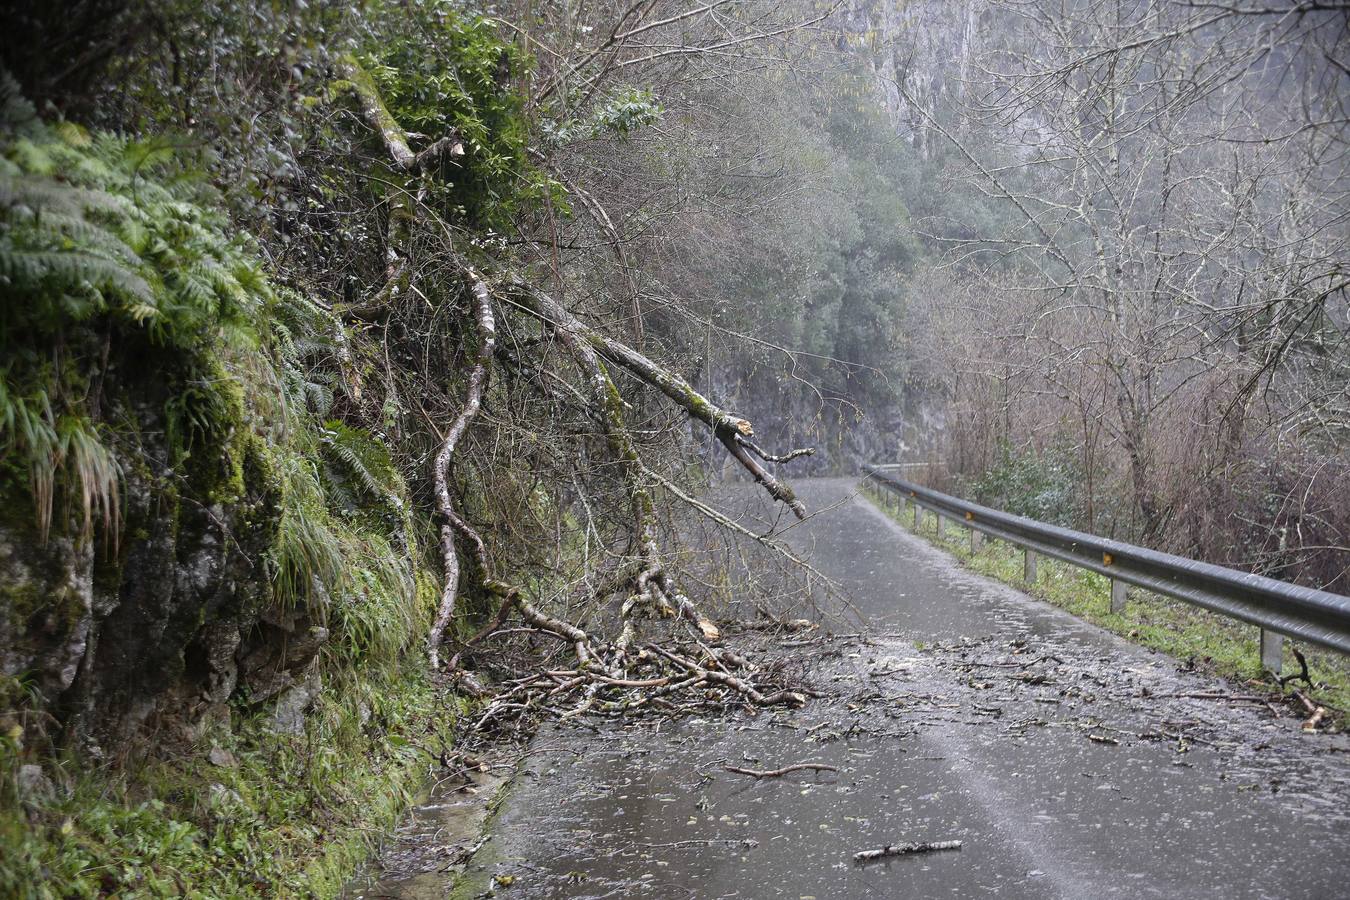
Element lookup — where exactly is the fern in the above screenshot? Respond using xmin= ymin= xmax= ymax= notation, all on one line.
xmin=265 ymin=287 xmax=353 ymax=423
xmin=307 ymin=380 xmax=336 ymax=416
xmin=0 ymin=249 xmax=154 ymax=308
xmin=0 ymin=112 xmax=275 ymax=541
xmin=15 ymin=209 xmax=140 ymax=261
xmin=1 ymin=91 xmax=430 ymax=683
xmin=289 ymin=338 xmax=337 ymax=360
xmin=0 ymin=174 xmax=132 ymax=217
xmin=324 ymin=439 xmax=391 ymax=507
xmin=0 ymin=70 xmax=37 ymax=136
xmin=0 ymin=377 xmax=118 ymax=541
xmin=323 ymin=422 xmax=401 ymax=499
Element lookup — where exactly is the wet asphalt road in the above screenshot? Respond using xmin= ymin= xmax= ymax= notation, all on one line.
xmin=455 ymin=478 xmax=1350 ymax=898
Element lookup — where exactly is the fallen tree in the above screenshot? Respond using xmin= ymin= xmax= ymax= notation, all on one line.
xmin=335 ymin=54 xmax=818 ymax=725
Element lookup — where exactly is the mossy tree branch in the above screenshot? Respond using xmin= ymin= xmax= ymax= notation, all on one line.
xmin=505 ymin=279 xmax=808 ymax=519
xmin=336 ymin=54 xmax=416 ymax=170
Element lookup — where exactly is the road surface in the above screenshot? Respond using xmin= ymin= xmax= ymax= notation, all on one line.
xmin=386 ymin=478 xmax=1350 ymax=898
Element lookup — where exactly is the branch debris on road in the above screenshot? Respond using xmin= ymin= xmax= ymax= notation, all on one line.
xmin=723 ymin=762 xmax=839 ymax=778
xmin=854 ymin=840 xmax=963 ymax=863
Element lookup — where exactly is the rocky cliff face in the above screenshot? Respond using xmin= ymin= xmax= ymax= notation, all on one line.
xmin=0 ymin=123 xmax=426 ymax=760
xmin=0 ymin=335 xmax=332 ymax=754
xmin=839 ymin=0 xmax=991 ymax=155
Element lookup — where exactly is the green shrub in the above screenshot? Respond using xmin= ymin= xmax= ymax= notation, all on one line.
xmin=354 ymin=1 xmax=551 ymax=228
xmin=965 ymin=440 xmax=1083 ymax=527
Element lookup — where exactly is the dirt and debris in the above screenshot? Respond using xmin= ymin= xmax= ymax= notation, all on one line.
xmin=348 ymin=480 xmax=1350 ymax=899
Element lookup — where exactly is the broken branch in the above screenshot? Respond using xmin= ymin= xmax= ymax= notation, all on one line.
xmin=723 ymin=762 xmax=839 ymax=778
xmin=504 ymin=279 xmax=808 ymax=518
xmin=853 ymin=840 xmax=963 ymax=863
xmin=428 ymin=274 xmax=496 ymax=669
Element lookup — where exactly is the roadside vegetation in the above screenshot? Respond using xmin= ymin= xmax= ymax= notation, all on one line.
xmin=0 ymin=106 xmax=461 ymax=897
xmin=0 ymin=2 xmax=834 ymax=894
xmin=1 ymin=672 xmax=457 ymax=898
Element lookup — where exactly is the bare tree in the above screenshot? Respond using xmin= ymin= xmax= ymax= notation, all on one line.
xmin=898 ymin=0 xmax=1347 ymax=584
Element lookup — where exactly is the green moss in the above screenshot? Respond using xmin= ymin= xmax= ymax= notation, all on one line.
xmin=164 ymin=353 xmax=254 ymax=507
xmin=0 ymin=663 xmax=465 ymax=899
xmin=335 ymin=55 xmax=409 ymax=157
xmin=0 ymin=581 xmax=46 ymax=632
xmin=353 ymin=7 xmax=549 ymax=230
xmin=862 ymin=484 xmax=1350 ymax=723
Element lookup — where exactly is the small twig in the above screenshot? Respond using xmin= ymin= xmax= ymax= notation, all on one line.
xmin=639 ymin=838 xmax=759 ymax=849
xmin=1279 ymin=646 xmax=1313 ymax=688
xmin=1302 ymin=707 xmax=1327 ymax=732
xmin=1153 ymin=692 xmax=1270 ymax=702
xmin=854 ymin=840 xmax=962 ymax=863
xmin=519 ymin=746 xmax=584 ymax=758
xmin=723 ymin=762 xmax=839 ymax=778
xmin=1292 ymin=688 xmax=1328 ymax=731
xmin=1290 ymin=688 xmax=1318 ymax=715
xmin=737 ymin=618 xmax=816 ymax=633
xmin=1160 ymin=729 xmax=1216 ymax=747
xmin=735 ymin=434 xmax=815 ymax=464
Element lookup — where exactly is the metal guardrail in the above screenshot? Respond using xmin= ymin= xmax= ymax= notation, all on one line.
xmin=862 ymin=464 xmax=1350 ymax=671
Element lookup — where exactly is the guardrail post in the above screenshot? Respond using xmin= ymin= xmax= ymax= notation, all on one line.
xmin=913 ymin=502 xmax=922 ymax=529
xmin=1023 ymin=549 xmax=1037 ymax=584
xmin=936 ymin=514 xmax=946 ymax=538
xmin=970 ymin=528 xmax=983 ymax=552
xmin=1260 ymin=629 xmax=1283 ymax=675
xmin=1110 ymin=579 xmax=1127 ymax=614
